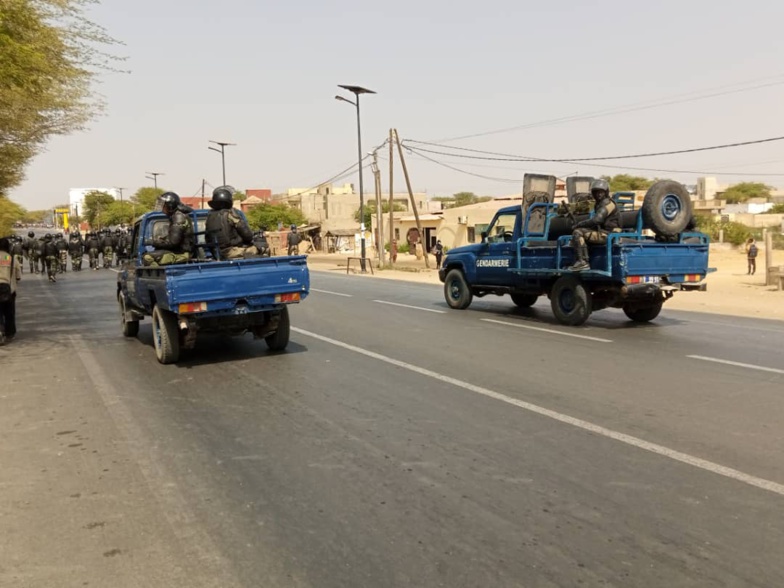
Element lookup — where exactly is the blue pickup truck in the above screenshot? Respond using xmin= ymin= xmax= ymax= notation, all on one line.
xmin=117 ymin=209 xmax=309 ymax=363
xmin=439 ymin=177 xmax=711 ymax=326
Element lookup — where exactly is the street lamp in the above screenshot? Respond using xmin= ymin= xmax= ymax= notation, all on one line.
xmin=208 ymin=140 xmax=236 ymax=186
xmin=115 ymin=187 xmax=126 ymax=203
xmin=145 ymin=172 xmax=164 ymax=189
xmin=336 ymin=84 xmax=376 ymax=272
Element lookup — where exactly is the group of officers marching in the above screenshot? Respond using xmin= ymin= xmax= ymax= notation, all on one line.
xmin=9 ymin=228 xmax=130 ymax=282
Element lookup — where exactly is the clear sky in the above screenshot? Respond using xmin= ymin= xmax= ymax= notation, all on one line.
xmin=10 ymin=0 xmax=784 ymax=210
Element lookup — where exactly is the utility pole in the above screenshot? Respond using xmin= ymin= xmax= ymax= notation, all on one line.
xmin=201 ymin=179 xmax=206 ymax=209
xmin=145 ymin=172 xmax=164 ymax=189
xmin=371 ymin=150 xmax=385 ymax=266
xmin=115 ymin=187 xmax=126 ymax=203
xmin=394 ymin=129 xmax=430 ymax=268
xmin=209 ymin=140 xmax=236 ymax=186
xmin=389 ymin=128 xmax=395 ymax=266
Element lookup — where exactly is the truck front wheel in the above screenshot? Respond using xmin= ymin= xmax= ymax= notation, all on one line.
xmin=152 ymin=305 xmax=180 ymax=364
xmin=623 ymin=301 xmax=663 ymax=322
xmin=265 ymin=306 xmax=290 ymax=351
xmin=444 ymin=269 xmax=473 ymax=310
xmin=550 ymin=276 xmax=592 ymax=326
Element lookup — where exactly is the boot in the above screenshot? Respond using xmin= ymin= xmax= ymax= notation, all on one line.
xmin=568 ymin=246 xmax=590 ymax=271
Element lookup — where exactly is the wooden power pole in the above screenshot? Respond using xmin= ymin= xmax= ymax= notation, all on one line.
xmin=388 ymin=128 xmax=395 ymax=266
xmin=394 ymin=129 xmax=430 ymax=269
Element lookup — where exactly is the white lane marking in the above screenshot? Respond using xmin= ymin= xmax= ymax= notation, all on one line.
xmin=292 ymin=327 xmax=784 ymax=497
xmin=481 ymin=318 xmax=613 ymax=343
xmin=373 ymin=300 xmax=446 ymax=314
xmin=688 ymin=355 xmax=784 ymax=375
xmin=311 ymin=288 xmax=353 ymax=297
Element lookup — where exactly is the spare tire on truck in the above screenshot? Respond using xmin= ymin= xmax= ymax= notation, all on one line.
xmin=642 ymin=180 xmax=693 ymax=238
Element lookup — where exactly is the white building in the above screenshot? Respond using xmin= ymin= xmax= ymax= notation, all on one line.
xmin=68 ymin=187 xmax=121 ymax=217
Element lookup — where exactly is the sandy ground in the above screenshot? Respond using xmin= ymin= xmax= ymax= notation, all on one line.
xmin=304 ymin=245 xmax=784 ymax=322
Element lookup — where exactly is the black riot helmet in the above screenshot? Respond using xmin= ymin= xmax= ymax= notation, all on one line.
xmin=209 ymin=186 xmax=234 ymax=210
xmin=590 ymin=178 xmax=610 ymax=202
xmin=44 ymin=233 xmax=52 ymax=240
xmin=28 ymin=231 xmax=35 ymax=238
xmin=159 ymin=192 xmax=181 ymax=216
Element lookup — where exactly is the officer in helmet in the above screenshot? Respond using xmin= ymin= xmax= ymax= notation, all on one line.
xmin=42 ymin=233 xmax=59 ymax=282
xmin=568 ymin=178 xmax=620 ymax=271
xmin=142 ymin=192 xmax=194 ymax=266
xmin=287 ymin=224 xmax=300 ymax=256
xmin=204 ymin=185 xmax=257 ymax=259
xmin=24 ymin=231 xmax=38 ymax=274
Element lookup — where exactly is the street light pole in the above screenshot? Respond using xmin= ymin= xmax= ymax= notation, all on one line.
xmin=209 ymin=140 xmax=236 ymax=186
xmin=336 ymin=84 xmax=376 ymax=272
xmin=145 ymin=172 xmax=164 ymax=189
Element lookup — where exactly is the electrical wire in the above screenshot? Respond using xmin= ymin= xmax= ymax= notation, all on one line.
xmin=403 ymin=135 xmax=784 ymax=163
xmin=432 ymin=74 xmax=784 ymax=143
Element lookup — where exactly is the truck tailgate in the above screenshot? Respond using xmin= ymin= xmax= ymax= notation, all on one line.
xmin=617 ymin=242 xmax=710 ymax=282
xmin=163 ymin=256 xmax=309 ymax=309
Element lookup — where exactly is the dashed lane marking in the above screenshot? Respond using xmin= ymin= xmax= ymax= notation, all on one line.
xmin=293 ymin=326 xmax=784 ymax=498
xmin=688 ymin=355 xmax=784 ymax=375
xmin=481 ymin=318 xmax=613 ymax=343
xmin=373 ymin=300 xmax=447 ymax=314
xmin=311 ymin=288 xmax=353 ymax=297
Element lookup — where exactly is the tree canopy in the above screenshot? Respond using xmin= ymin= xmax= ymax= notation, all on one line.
xmin=433 ymin=192 xmax=493 ymax=209
xmin=131 ymin=186 xmax=164 ymax=212
xmin=354 ymin=200 xmax=406 ymax=226
xmin=601 ymin=175 xmax=654 ymax=192
xmin=0 ymin=196 xmax=25 ymax=236
xmin=244 ymin=203 xmax=307 ymax=231
xmin=721 ymin=182 xmax=772 ymax=204
xmin=82 ymin=190 xmax=115 ymax=228
xmin=0 ymin=0 xmax=123 ymax=196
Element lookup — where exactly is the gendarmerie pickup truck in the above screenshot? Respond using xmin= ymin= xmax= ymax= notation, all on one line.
xmin=117 ymin=209 xmax=309 ymax=363
xmin=439 ymin=175 xmax=711 ymax=326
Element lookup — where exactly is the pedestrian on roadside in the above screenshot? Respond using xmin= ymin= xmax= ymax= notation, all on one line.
xmin=433 ymin=239 xmax=444 ymax=269
xmin=746 ymin=238 xmax=758 ymax=275
xmin=287 ymin=225 xmax=300 ymax=256
xmin=0 ymin=237 xmax=22 ymax=344
xmin=390 ymin=239 xmax=398 ymax=263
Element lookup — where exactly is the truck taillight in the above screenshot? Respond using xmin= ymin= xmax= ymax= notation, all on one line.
xmin=275 ymin=292 xmax=301 ymax=303
xmin=178 ymin=302 xmax=207 ymax=314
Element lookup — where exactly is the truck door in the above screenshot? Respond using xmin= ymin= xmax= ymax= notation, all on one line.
xmin=475 ymin=211 xmax=518 ymax=285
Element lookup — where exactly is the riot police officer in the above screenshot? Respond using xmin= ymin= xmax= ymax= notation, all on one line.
xmin=204 ymin=186 xmax=256 ymax=259
xmin=142 ymin=192 xmax=194 ymax=266
xmin=42 ymin=234 xmax=59 ymax=282
xmin=86 ymin=231 xmax=101 ymax=270
xmin=568 ymin=179 xmax=620 ymax=271
xmin=68 ymin=231 xmax=85 ymax=271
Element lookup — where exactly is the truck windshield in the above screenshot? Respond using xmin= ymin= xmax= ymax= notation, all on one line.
xmin=487 ymin=212 xmax=517 ymax=243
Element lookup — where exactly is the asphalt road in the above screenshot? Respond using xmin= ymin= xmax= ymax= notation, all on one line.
xmin=2 ymin=265 xmax=783 ymax=587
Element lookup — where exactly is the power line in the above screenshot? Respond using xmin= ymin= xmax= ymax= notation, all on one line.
xmin=404 ymin=135 xmax=784 ymax=163
xmin=432 ymin=74 xmax=784 ymax=143
xmin=408 ymin=149 xmax=521 ymax=183
xmin=404 ymin=145 xmax=784 ymax=177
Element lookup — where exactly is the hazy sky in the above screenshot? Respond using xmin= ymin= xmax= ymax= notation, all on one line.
xmin=10 ymin=0 xmax=784 ymax=210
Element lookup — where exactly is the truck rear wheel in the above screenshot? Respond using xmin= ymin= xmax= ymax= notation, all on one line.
xmin=444 ymin=269 xmax=473 ymax=309
xmin=642 ymin=180 xmax=693 ymax=237
xmin=550 ymin=276 xmax=592 ymax=326
xmin=119 ymin=293 xmax=139 ymax=337
xmin=152 ymin=305 xmax=180 ymax=364
xmin=623 ymin=301 xmax=663 ymax=322
xmin=511 ymin=293 xmax=538 ymax=308
xmin=265 ymin=306 xmax=290 ymax=351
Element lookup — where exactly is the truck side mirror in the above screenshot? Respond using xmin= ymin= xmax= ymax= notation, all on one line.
xmin=480 ymin=231 xmax=488 ymax=243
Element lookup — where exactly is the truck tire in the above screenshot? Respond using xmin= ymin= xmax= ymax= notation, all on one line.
xmin=119 ymin=293 xmax=139 ymax=338
xmin=511 ymin=293 xmax=538 ymax=308
xmin=623 ymin=301 xmax=663 ymax=323
xmin=152 ymin=305 xmax=180 ymax=364
xmin=642 ymin=180 xmax=693 ymax=238
xmin=265 ymin=306 xmax=290 ymax=351
xmin=550 ymin=276 xmax=592 ymax=326
xmin=444 ymin=269 xmax=473 ymax=310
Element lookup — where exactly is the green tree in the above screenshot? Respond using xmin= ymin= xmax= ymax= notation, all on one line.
xmin=83 ymin=190 xmax=115 ymax=229
xmin=244 ymin=203 xmax=307 ymax=231
xmin=0 ymin=0 xmax=123 ymax=195
xmin=131 ymin=186 xmax=164 ymax=212
xmin=601 ymin=175 xmax=654 ymax=192
xmin=232 ymin=190 xmax=247 ymax=202
xmin=768 ymin=203 xmax=784 ymax=214
xmin=721 ymin=182 xmax=772 ymax=204
xmin=0 ymin=195 xmax=25 ymax=235
xmin=102 ymin=200 xmax=135 ymax=226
